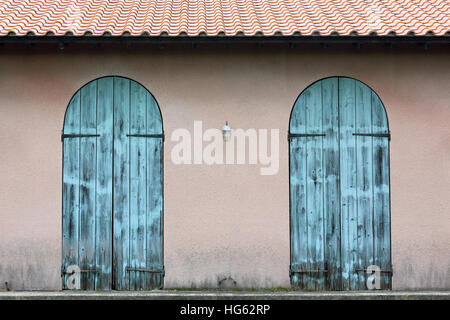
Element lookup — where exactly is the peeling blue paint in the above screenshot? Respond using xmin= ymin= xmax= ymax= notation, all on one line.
xmin=62 ymin=76 xmax=163 ymax=290
xmin=289 ymin=77 xmax=391 ymax=290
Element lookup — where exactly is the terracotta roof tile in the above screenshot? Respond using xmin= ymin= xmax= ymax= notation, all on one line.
xmin=0 ymin=0 xmax=449 ymax=37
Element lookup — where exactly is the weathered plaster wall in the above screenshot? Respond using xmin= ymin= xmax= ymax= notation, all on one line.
xmin=0 ymin=45 xmax=449 ymax=290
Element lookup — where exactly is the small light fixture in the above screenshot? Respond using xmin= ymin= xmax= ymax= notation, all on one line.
xmin=222 ymin=121 xmax=231 ymax=142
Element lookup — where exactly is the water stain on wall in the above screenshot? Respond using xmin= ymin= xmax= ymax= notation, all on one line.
xmin=0 ymin=239 xmax=60 ymax=290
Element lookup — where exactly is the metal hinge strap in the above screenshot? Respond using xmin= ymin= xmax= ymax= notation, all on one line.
xmin=353 ymin=132 xmax=391 ymax=140
xmin=126 ymin=266 xmax=165 ymax=276
xmin=355 ymin=269 xmax=393 ymax=274
xmin=61 ymin=134 xmax=100 ymax=142
xmin=127 ymin=133 xmax=165 ymax=141
xmin=288 ymin=133 xmax=326 ymax=140
xmin=126 ymin=133 xmax=164 ymax=141
xmin=61 ymin=269 xmax=99 ymax=274
xmin=290 ymin=266 xmax=328 ymax=276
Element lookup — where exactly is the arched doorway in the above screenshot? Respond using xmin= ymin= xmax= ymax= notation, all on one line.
xmin=289 ymin=76 xmax=391 ymax=290
xmin=62 ymin=76 xmax=164 ymax=290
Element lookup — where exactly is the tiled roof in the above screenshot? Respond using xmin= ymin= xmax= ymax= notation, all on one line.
xmin=0 ymin=0 xmax=449 ymax=37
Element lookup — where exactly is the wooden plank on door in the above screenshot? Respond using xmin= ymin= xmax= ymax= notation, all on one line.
xmin=289 ymin=92 xmax=309 ymax=289
xmin=372 ymin=92 xmax=391 ymax=289
xmin=339 ymin=77 xmax=358 ymax=290
xmin=321 ymin=78 xmax=341 ymax=290
xmin=62 ymin=91 xmax=81 ymax=289
xmin=355 ymin=81 xmax=374 ymax=289
xmin=129 ymin=81 xmax=148 ymax=290
xmin=79 ymin=81 xmax=97 ymax=290
xmin=113 ymin=77 xmax=130 ymax=290
xmin=95 ymin=78 xmax=113 ymax=290
xmin=305 ymin=82 xmax=325 ymax=290
xmin=146 ymin=92 xmax=164 ymax=289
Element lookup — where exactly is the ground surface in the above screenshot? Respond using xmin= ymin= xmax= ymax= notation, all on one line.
xmin=0 ymin=290 xmax=449 ymax=300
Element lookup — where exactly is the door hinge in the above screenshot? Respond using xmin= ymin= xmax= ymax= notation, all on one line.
xmin=289 ymin=265 xmax=328 ymax=277
xmin=288 ymin=132 xmax=326 ymax=140
xmin=61 ymin=269 xmax=99 ymax=274
xmin=353 ymin=132 xmax=391 ymax=141
xmin=355 ymin=268 xmax=393 ymax=275
xmin=61 ymin=265 xmax=99 ymax=275
xmin=126 ymin=266 xmax=165 ymax=276
xmin=61 ymin=133 xmax=100 ymax=142
xmin=126 ymin=132 xmax=165 ymax=142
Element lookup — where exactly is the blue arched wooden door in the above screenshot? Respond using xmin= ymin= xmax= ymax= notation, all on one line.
xmin=289 ymin=77 xmax=391 ymax=290
xmin=62 ymin=76 xmax=164 ymax=290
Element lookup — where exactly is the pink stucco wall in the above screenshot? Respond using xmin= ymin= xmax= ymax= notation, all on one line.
xmin=0 ymin=45 xmax=449 ymax=290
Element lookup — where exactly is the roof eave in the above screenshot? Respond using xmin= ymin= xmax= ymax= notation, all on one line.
xmin=1 ymin=35 xmax=450 ymax=44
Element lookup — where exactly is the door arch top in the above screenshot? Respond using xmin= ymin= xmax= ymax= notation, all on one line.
xmin=289 ymin=76 xmax=389 ymax=134
xmin=63 ymin=76 xmax=163 ymax=135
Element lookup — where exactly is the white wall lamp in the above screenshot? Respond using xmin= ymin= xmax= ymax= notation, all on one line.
xmin=222 ymin=121 xmax=231 ymax=142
